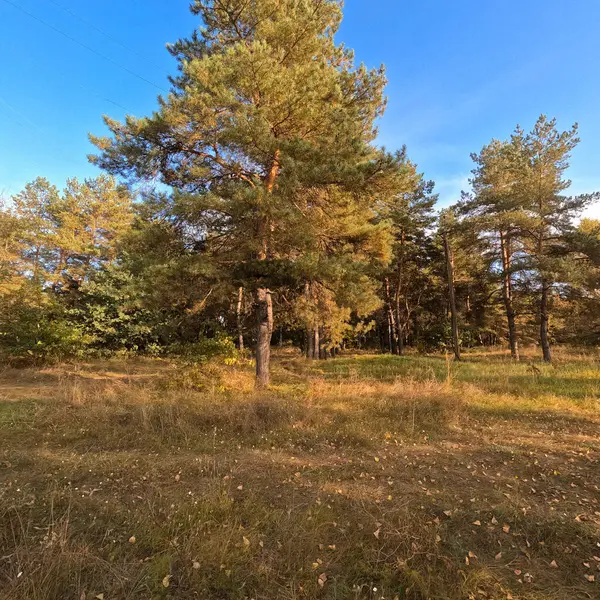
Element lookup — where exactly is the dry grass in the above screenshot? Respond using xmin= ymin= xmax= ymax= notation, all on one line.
xmin=0 ymin=348 xmax=599 ymax=599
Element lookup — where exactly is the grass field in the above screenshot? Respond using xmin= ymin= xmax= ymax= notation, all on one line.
xmin=0 ymin=348 xmax=599 ymax=599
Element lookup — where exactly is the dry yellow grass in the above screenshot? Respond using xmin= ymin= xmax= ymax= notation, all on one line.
xmin=0 ymin=348 xmax=599 ymax=599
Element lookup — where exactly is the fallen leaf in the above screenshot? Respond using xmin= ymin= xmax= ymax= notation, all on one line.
xmin=162 ymin=574 xmax=171 ymax=588
xmin=243 ymin=536 xmax=250 ymax=547
xmin=585 ymin=574 xmax=595 ymax=582
xmin=192 ymin=561 xmax=201 ymax=570
xmin=373 ymin=528 xmax=381 ymax=539
xmin=491 ymin=516 xmax=498 ymax=525
xmin=473 ymin=520 xmax=481 ymax=526
xmin=95 ymin=595 xmax=104 ymax=600
xmin=495 ymin=552 xmax=502 ymax=560
xmin=128 ymin=536 xmax=136 ymax=544
xmin=318 ymin=573 xmax=327 ymax=588
xmin=468 ymin=551 xmax=478 ymax=559
xmin=550 ymin=560 xmax=558 ymax=568
xmin=503 ymin=525 xmax=511 ymax=534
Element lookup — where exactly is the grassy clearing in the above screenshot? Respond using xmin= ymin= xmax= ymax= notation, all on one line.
xmin=0 ymin=348 xmax=599 ymax=599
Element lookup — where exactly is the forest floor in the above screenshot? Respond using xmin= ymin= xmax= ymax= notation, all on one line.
xmin=0 ymin=348 xmax=599 ymax=600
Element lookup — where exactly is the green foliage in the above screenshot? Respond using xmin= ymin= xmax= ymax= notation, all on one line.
xmin=0 ymin=283 xmax=89 ymax=362
xmin=64 ymin=264 xmax=161 ymax=354
xmin=1 ymin=4 xmax=599 ymax=366
xmin=168 ymin=334 xmax=238 ymax=362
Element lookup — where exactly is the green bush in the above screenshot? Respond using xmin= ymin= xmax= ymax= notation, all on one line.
xmin=0 ymin=292 xmax=89 ymax=362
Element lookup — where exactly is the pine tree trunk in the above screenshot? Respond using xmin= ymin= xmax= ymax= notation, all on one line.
xmin=254 ymin=150 xmax=280 ymax=388
xmin=384 ymin=277 xmax=398 ymax=354
xmin=318 ymin=327 xmax=327 ymax=360
xmin=313 ymin=327 xmax=320 ymax=360
xmin=307 ymin=327 xmax=314 ymax=359
xmin=255 ymin=287 xmax=273 ymax=388
xmin=236 ymin=286 xmax=244 ymax=353
xmin=394 ymin=231 xmax=406 ymax=356
xmin=500 ymin=232 xmax=519 ymax=360
xmin=540 ymin=279 xmax=552 ymax=362
xmin=443 ymin=231 xmax=461 ymax=361
xmin=397 ymin=323 xmax=405 ymax=355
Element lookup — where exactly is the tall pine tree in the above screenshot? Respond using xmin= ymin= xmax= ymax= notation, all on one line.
xmin=90 ymin=0 xmax=400 ymax=386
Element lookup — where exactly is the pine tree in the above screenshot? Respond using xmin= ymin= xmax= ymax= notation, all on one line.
xmin=90 ymin=0 xmax=398 ymax=386
xmin=377 ymin=160 xmax=437 ymax=355
xmin=512 ymin=116 xmax=598 ymax=361
xmin=461 ymin=139 xmax=525 ymax=359
xmin=439 ymin=209 xmax=461 ymax=360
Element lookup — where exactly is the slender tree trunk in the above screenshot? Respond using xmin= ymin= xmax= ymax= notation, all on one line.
xmin=443 ymin=231 xmax=461 ymax=361
xmin=540 ymin=279 xmax=552 ymax=362
xmin=313 ymin=326 xmax=320 ymax=360
xmin=500 ymin=232 xmax=519 ymax=360
xmin=236 ymin=286 xmax=245 ymax=353
xmin=255 ymin=287 xmax=273 ymax=388
xmin=254 ymin=150 xmax=280 ymax=388
xmin=397 ymin=323 xmax=405 ymax=355
xmin=318 ymin=326 xmax=327 ymax=360
xmin=304 ymin=282 xmax=315 ymax=359
xmin=384 ymin=277 xmax=398 ymax=354
xmin=537 ymin=226 xmax=552 ymax=363
xmin=393 ymin=231 xmax=406 ymax=355
xmin=307 ymin=327 xmax=315 ymax=360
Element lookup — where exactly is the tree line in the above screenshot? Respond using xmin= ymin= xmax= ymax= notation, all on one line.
xmin=1 ymin=0 xmax=598 ymax=386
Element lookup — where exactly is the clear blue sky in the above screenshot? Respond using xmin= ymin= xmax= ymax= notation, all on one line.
xmin=1 ymin=0 xmax=599 ymax=216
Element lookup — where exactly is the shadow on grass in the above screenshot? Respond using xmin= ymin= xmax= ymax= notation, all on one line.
xmin=1 ymin=407 xmax=599 ymax=600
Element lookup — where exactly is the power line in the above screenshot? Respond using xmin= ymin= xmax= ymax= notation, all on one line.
xmin=0 ymin=103 xmax=28 ymax=130
xmin=0 ymin=93 xmax=39 ymax=130
xmin=0 ymin=0 xmax=169 ymax=94
xmin=46 ymin=0 xmax=172 ymax=76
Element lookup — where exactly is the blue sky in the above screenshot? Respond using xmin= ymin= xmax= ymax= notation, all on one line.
xmin=1 ymin=0 xmax=599 ymax=217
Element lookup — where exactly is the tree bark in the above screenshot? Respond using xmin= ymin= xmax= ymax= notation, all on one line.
xmin=393 ymin=231 xmax=406 ymax=356
xmin=307 ymin=327 xmax=314 ymax=360
xmin=384 ymin=277 xmax=398 ymax=354
xmin=443 ymin=231 xmax=461 ymax=361
xmin=537 ymin=225 xmax=552 ymax=362
xmin=318 ymin=326 xmax=327 ymax=360
xmin=540 ymin=279 xmax=552 ymax=362
xmin=255 ymin=287 xmax=273 ymax=388
xmin=236 ymin=286 xmax=244 ymax=353
xmin=254 ymin=150 xmax=280 ymax=388
xmin=500 ymin=232 xmax=519 ymax=360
